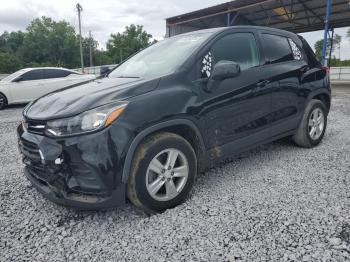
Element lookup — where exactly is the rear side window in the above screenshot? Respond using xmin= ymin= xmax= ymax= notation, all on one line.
xmin=44 ymin=69 xmax=71 ymax=79
xmin=261 ymin=34 xmax=294 ymax=64
xmin=21 ymin=70 xmax=44 ymax=81
xmin=202 ymin=33 xmax=259 ymax=78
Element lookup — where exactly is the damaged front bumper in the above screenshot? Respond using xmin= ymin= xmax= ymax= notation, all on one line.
xmin=17 ymin=123 xmax=128 ymax=210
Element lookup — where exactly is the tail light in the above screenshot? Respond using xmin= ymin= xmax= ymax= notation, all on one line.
xmin=321 ymin=66 xmax=330 ymax=75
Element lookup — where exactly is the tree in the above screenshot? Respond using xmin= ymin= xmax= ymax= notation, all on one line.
xmin=347 ymin=28 xmax=350 ymax=39
xmin=314 ymin=39 xmax=326 ymax=61
xmin=0 ymin=52 xmax=22 ymax=73
xmin=314 ymin=34 xmax=342 ymax=61
xmin=94 ymin=49 xmax=114 ymax=66
xmin=0 ymin=16 xmax=154 ymax=73
xmin=0 ymin=31 xmax=25 ymax=53
xmin=19 ymin=17 xmax=80 ymax=68
xmin=107 ymin=24 xmax=153 ymax=63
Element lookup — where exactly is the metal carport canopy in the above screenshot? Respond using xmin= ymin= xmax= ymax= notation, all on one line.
xmin=166 ymin=0 xmax=350 ymax=65
xmin=166 ymin=0 xmax=350 ymax=35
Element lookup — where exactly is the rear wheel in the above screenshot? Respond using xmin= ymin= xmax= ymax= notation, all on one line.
xmin=0 ymin=93 xmax=7 ymax=110
xmin=127 ymin=132 xmax=197 ymax=213
xmin=292 ymin=99 xmax=327 ymax=148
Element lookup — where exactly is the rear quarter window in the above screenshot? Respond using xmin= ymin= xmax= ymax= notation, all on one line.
xmin=44 ymin=69 xmax=72 ymax=79
xmin=288 ymin=39 xmax=302 ymax=60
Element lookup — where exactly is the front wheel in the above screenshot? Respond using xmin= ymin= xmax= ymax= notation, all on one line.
xmin=292 ymin=99 xmax=328 ymax=148
xmin=127 ymin=132 xmax=197 ymax=214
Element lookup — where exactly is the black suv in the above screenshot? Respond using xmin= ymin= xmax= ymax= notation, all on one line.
xmin=18 ymin=26 xmax=330 ymax=213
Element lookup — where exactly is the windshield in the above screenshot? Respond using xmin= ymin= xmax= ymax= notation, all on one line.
xmin=108 ymin=32 xmax=212 ymax=78
xmin=2 ymin=69 xmax=26 ymax=82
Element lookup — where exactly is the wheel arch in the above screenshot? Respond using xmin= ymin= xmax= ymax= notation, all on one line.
xmin=307 ymin=89 xmax=331 ymax=114
xmin=122 ymin=119 xmax=207 ymax=183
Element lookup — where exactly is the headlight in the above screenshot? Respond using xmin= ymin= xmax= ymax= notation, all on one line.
xmin=45 ymin=101 xmax=128 ymax=137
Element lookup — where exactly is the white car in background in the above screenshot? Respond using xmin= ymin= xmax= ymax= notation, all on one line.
xmin=0 ymin=67 xmax=96 ymax=109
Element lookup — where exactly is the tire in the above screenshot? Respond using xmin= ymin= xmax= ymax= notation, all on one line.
xmin=0 ymin=93 xmax=7 ymax=110
xmin=127 ymin=132 xmax=197 ymax=214
xmin=292 ymin=99 xmax=328 ymax=148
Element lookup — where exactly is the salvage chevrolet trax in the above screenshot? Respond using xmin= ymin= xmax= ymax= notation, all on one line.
xmin=18 ymin=26 xmax=331 ymax=213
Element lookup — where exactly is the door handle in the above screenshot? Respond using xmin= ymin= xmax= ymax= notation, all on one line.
xmin=256 ymin=80 xmax=270 ymax=88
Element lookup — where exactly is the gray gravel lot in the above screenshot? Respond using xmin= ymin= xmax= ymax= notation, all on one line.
xmin=1 ymin=86 xmax=350 ymax=261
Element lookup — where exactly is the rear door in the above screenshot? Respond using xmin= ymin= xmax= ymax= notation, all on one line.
xmin=40 ymin=69 xmax=73 ymax=95
xmin=198 ymin=30 xmax=274 ymax=160
xmin=258 ymin=32 xmax=308 ymax=135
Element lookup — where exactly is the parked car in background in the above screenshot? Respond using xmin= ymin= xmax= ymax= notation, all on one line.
xmin=18 ymin=26 xmax=330 ymax=213
xmin=0 ymin=67 xmax=95 ymax=109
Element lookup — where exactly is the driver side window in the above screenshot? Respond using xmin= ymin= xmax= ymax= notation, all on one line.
xmin=20 ymin=70 xmax=44 ymax=81
xmin=201 ymin=33 xmax=259 ymax=78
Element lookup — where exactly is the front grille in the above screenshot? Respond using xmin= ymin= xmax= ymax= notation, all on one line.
xmin=20 ymin=138 xmax=41 ymax=161
xmin=26 ymin=119 xmax=46 ymax=135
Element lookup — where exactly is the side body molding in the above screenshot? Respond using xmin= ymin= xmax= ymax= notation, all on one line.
xmin=121 ymin=119 xmax=207 ymax=183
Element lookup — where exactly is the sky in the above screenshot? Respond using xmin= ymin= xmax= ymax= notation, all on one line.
xmin=0 ymin=0 xmax=349 ymax=59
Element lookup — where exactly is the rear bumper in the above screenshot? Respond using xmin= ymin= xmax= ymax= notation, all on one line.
xmin=17 ymin=122 xmax=132 ymax=210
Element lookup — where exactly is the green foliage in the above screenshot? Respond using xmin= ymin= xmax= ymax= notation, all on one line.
xmin=20 ymin=17 xmax=79 ymax=68
xmin=329 ymin=58 xmax=350 ymax=67
xmin=0 ymin=52 xmax=23 ymax=73
xmin=314 ymin=34 xmax=342 ymax=61
xmin=107 ymin=24 xmax=153 ymax=63
xmin=94 ymin=49 xmax=114 ymax=66
xmin=314 ymin=39 xmax=325 ymax=62
xmin=0 ymin=31 xmax=25 ymax=53
xmin=0 ymin=17 xmax=154 ymax=73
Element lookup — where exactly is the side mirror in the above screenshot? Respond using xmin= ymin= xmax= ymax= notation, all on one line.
xmin=210 ymin=60 xmax=240 ymax=81
xmin=100 ymin=66 xmax=111 ymax=77
xmin=12 ymin=76 xmax=23 ymax=82
xmin=205 ymin=60 xmax=240 ymax=92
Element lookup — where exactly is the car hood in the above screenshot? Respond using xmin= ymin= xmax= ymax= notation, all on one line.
xmin=25 ymin=76 xmax=160 ymax=120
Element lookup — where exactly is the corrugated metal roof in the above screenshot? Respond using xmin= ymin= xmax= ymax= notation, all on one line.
xmin=166 ymin=0 xmax=350 ymax=36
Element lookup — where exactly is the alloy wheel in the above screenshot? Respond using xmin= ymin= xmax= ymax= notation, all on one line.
xmin=146 ymin=148 xmax=189 ymax=201
xmin=308 ymin=108 xmax=325 ymax=140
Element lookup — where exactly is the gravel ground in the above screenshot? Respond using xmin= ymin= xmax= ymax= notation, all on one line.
xmin=1 ymin=87 xmax=350 ymax=261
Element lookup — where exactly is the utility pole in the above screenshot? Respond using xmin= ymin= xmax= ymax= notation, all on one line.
xmin=89 ymin=30 xmax=93 ymax=67
xmin=76 ymin=3 xmax=84 ymax=72
xmin=321 ymin=0 xmax=331 ymax=65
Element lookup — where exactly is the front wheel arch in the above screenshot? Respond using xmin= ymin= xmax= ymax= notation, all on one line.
xmin=0 ymin=92 xmax=8 ymax=109
xmin=121 ymin=119 xmax=206 ymax=184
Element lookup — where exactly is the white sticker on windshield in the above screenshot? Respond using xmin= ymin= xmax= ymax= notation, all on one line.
xmin=201 ymin=52 xmax=213 ymax=78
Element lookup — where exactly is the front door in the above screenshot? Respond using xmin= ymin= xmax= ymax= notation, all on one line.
xmin=197 ymin=31 xmax=274 ymax=161
xmin=10 ymin=69 xmax=44 ymax=103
